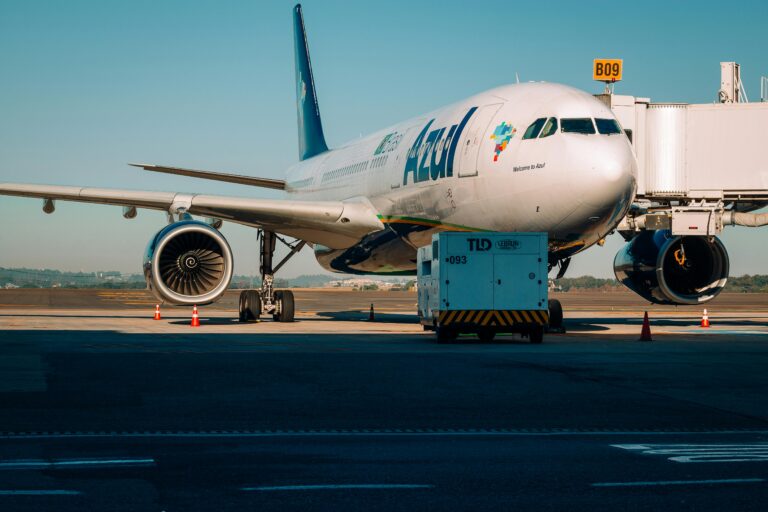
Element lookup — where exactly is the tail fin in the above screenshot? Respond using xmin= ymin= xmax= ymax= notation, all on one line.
xmin=293 ymin=4 xmax=328 ymax=161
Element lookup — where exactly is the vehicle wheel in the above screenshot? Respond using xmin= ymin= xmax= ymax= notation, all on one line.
xmin=530 ymin=326 xmax=544 ymax=344
xmin=238 ymin=290 xmax=248 ymax=322
xmin=548 ymin=299 xmax=564 ymax=330
xmin=245 ymin=290 xmax=261 ymax=321
xmin=477 ymin=329 xmax=496 ymax=342
xmin=436 ymin=326 xmax=458 ymax=343
xmin=273 ymin=290 xmax=295 ymax=323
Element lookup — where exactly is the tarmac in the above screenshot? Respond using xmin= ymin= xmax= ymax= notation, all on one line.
xmin=0 ymin=288 xmax=768 ymax=511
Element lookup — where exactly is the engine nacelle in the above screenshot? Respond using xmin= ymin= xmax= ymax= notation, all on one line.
xmin=143 ymin=221 xmax=233 ymax=306
xmin=614 ymin=230 xmax=729 ymax=305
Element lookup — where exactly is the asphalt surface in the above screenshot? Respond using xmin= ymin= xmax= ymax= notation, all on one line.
xmin=1 ymin=289 xmax=768 ymax=510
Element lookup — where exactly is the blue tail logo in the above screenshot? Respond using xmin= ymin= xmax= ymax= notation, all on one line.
xmin=293 ymin=5 xmax=328 ymax=161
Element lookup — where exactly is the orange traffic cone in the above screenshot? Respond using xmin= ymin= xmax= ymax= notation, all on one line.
xmin=639 ymin=311 xmax=652 ymax=341
xmin=701 ymin=308 xmax=710 ymax=328
xmin=368 ymin=303 xmax=375 ymax=322
xmin=191 ymin=305 xmax=200 ymax=327
xmin=154 ymin=304 xmax=162 ymax=321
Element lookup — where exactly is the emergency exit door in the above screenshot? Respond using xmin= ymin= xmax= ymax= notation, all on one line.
xmin=458 ymin=103 xmax=502 ymax=177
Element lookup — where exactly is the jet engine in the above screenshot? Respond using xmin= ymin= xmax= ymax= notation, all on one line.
xmin=614 ymin=230 xmax=729 ymax=305
xmin=143 ymin=220 xmax=233 ymax=306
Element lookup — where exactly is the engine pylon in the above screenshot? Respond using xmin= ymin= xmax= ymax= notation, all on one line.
xmin=191 ymin=305 xmax=200 ymax=327
xmin=701 ymin=309 xmax=710 ymax=328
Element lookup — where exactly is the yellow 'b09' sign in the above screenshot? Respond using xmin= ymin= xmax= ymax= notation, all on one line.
xmin=593 ymin=59 xmax=622 ymax=82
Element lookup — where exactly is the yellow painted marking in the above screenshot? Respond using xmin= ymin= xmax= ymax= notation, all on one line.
xmin=454 ymin=311 xmax=466 ymax=323
xmin=512 ymin=311 xmax=522 ymax=323
xmin=502 ymin=311 xmax=514 ymax=325
xmin=530 ymin=310 xmax=541 ymax=324
xmin=521 ymin=310 xmax=532 ymax=323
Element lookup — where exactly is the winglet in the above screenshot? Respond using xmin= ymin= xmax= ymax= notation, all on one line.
xmin=293 ymin=4 xmax=329 ymax=161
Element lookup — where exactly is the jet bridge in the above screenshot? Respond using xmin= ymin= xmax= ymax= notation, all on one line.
xmin=597 ymin=62 xmax=768 ymax=238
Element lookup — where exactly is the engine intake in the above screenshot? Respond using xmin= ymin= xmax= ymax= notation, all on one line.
xmin=144 ymin=221 xmax=233 ymax=305
xmin=614 ymin=230 xmax=729 ymax=305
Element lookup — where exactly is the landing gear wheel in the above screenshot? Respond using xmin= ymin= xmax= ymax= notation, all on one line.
xmin=436 ymin=326 xmax=458 ymax=344
xmin=477 ymin=329 xmax=496 ymax=342
xmin=238 ymin=291 xmax=248 ymax=322
xmin=244 ymin=290 xmax=261 ymax=321
xmin=273 ymin=290 xmax=295 ymax=323
xmin=529 ymin=326 xmax=544 ymax=344
xmin=548 ymin=299 xmax=564 ymax=332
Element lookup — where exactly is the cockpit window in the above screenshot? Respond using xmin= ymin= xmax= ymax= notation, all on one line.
xmin=595 ymin=118 xmax=622 ymax=135
xmin=539 ymin=117 xmax=558 ymax=138
xmin=561 ymin=118 xmax=596 ymax=134
xmin=522 ymin=118 xmax=546 ymax=140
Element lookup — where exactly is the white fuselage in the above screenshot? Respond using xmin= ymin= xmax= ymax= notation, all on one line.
xmin=284 ymin=82 xmax=637 ymax=274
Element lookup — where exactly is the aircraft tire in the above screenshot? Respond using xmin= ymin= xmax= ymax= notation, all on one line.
xmin=238 ymin=291 xmax=248 ymax=322
xmin=273 ymin=290 xmax=295 ymax=322
xmin=245 ymin=290 xmax=261 ymax=321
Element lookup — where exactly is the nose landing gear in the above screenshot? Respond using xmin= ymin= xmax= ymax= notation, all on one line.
xmin=238 ymin=230 xmax=305 ymax=323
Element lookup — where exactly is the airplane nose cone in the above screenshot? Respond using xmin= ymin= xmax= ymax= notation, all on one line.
xmin=568 ymin=137 xmax=636 ymax=209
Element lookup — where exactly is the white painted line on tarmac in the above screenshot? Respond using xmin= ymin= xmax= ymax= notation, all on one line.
xmin=613 ymin=443 xmax=768 ymax=463
xmin=0 ymin=458 xmax=155 ymax=470
xmin=0 ymin=490 xmax=82 ymax=495
xmin=243 ymin=484 xmax=434 ymax=492
xmin=592 ymin=478 xmax=765 ymax=488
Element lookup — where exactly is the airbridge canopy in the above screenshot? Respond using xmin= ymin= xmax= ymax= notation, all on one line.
xmin=597 ymin=94 xmax=768 ymax=202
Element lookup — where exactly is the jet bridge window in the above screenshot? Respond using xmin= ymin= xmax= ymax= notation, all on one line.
xmin=522 ymin=118 xmax=546 ymax=139
xmin=561 ymin=118 xmax=596 ymax=134
xmin=595 ymin=118 xmax=622 ymax=135
xmin=538 ymin=117 xmax=558 ymax=138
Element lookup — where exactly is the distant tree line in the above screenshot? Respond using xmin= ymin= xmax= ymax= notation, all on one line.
xmin=555 ymin=276 xmax=623 ymax=292
xmin=555 ymin=275 xmax=768 ymax=293
xmin=3 ymin=266 xmax=766 ymax=292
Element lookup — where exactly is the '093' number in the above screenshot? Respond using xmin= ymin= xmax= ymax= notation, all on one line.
xmin=446 ymin=255 xmax=467 ymax=264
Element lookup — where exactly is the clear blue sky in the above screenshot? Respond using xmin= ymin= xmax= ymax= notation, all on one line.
xmin=0 ymin=0 xmax=766 ymax=277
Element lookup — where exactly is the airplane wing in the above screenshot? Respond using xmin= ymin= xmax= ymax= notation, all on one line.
xmin=129 ymin=163 xmax=286 ymax=190
xmin=0 ymin=183 xmax=384 ymax=249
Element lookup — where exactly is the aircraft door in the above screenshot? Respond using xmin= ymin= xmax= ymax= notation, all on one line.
xmin=458 ymin=104 xmax=502 ymax=178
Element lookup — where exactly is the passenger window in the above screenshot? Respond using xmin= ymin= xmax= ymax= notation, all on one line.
xmin=522 ymin=118 xmax=546 ymax=139
xmin=561 ymin=118 xmax=596 ymax=134
xmin=539 ymin=117 xmax=558 ymax=138
xmin=595 ymin=118 xmax=622 ymax=135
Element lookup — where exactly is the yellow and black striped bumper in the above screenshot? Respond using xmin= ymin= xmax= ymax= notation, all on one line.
xmin=437 ymin=309 xmax=549 ymax=327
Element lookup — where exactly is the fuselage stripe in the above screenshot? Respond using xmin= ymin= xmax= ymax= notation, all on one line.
xmin=377 ymin=215 xmax=491 ymax=233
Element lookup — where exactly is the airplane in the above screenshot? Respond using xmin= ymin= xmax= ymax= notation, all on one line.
xmin=1 ymin=4 xmax=729 ymax=329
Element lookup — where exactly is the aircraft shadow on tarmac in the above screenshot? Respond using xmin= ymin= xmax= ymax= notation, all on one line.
xmin=573 ymin=317 xmax=765 ymax=328
xmin=317 ymin=310 xmax=416 ymax=323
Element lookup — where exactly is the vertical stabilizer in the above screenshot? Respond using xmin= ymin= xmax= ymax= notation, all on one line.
xmin=293 ymin=4 xmax=328 ymax=161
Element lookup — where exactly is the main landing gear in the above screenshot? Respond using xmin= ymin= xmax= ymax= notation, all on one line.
xmin=238 ymin=230 xmax=305 ymax=323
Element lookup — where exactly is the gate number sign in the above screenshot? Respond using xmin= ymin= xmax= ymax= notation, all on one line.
xmin=593 ymin=59 xmax=622 ymax=82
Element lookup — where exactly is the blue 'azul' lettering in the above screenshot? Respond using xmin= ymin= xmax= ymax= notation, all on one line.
xmin=402 ymin=107 xmax=477 ymax=186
